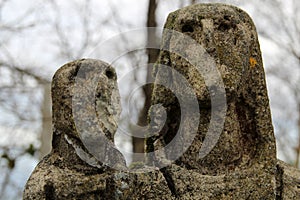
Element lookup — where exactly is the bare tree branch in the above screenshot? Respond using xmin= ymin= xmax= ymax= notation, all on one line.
xmin=0 ymin=62 xmax=49 ymax=84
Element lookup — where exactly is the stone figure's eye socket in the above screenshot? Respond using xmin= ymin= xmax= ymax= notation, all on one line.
xmin=96 ymin=92 xmax=101 ymax=98
xmin=217 ymin=16 xmax=237 ymax=31
xmin=105 ymin=69 xmax=115 ymax=79
xmin=182 ymin=24 xmax=194 ymax=33
xmin=218 ymin=22 xmax=231 ymax=31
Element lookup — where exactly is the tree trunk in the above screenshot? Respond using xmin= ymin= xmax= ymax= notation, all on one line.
xmin=132 ymin=0 xmax=159 ymax=162
xmin=295 ymin=103 xmax=300 ymax=168
xmin=191 ymin=0 xmax=197 ymax=5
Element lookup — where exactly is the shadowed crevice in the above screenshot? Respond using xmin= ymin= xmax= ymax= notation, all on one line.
xmin=44 ymin=182 xmax=55 ymax=200
xmin=160 ymin=167 xmax=177 ymax=197
xmin=275 ymin=163 xmax=284 ymax=200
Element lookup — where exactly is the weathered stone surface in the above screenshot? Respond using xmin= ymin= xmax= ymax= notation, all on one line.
xmin=128 ymin=166 xmax=174 ymax=199
xmin=24 ymin=4 xmax=300 ymax=200
xmin=146 ymin=3 xmax=300 ymax=199
xmin=150 ymin=2 xmax=276 ymax=174
xmin=276 ymin=160 xmax=300 ymax=199
xmin=23 ymin=59 xmax=130 ymax=199
xmin=23 ymin=59 xmax=173 ymax=199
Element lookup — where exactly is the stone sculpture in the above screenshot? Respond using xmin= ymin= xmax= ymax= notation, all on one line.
xmin=23 ymin=59 xmax=172 ymax=199
xmin=147 ymin=3 xmax=300 ymax=199
xmin=23 ymin=59 xmax=130 ymax=199
xmin=24 ymin=4 xmax=300 ymax=200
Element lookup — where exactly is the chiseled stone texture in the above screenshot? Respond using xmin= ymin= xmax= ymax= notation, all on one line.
xmin=23 ymin=59 xmax=172 ymax=200
xmin=276 ymin=160 xmax=300 ymax=199
xmin=147 ymin=3 xmax=300 ymax=199
xmin=23 ymin=59 xmax=131 ymax=199
xmin=23 ymin=4 xmax=300 ymax=200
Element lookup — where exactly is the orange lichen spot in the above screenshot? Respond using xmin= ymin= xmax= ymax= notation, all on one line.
xmin=249 ymin=57 xmax=257 ymax=68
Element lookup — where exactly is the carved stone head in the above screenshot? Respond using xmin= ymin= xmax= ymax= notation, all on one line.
xmin=51 ymin=59 xmax=124 ymax=168
xmin=150 ymin=4 xmax=276 ymax=174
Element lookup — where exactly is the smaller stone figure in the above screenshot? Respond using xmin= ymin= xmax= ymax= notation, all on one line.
xmin=23 ymin=59 xmax=129 ymax=200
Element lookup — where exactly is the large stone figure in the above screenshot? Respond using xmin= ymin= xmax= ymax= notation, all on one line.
xmin=147 ymin=3 xmax=300 ymax=199
xmin=23 ymin=59 xmax=131 ymax=199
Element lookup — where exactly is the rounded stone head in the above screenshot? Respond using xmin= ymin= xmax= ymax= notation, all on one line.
xmin=156 ymin=3 xmax=264 ymax=105
xmin=52 ymin=59 xmax=120 ymax=139
xmin=51 ymin=59 xmax=124 ymax=168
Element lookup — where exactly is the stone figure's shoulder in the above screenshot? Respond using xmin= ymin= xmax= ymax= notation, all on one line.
xmin=163 ymin=164 xmax=278 ymax=199
xmin=23 ymin=153 xmax=113 ymax=200
xmin=23 ymin=154 xmax=60 ymax=200
xmin=277 ymin=160 xmax=300 ymax=199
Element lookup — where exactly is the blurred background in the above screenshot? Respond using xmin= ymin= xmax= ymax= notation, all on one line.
xmin=0 ymin=0 xmax=299 ymax=199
